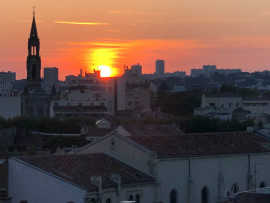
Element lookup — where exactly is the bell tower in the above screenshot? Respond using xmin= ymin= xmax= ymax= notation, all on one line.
xmin=26 ymin=8 xmax=41 ymax=88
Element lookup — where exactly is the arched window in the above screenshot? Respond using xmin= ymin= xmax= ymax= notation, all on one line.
xmin=135 ymin=194 xmax=140 ymax=203
xmin=260 ymin=181 xmax=266 ymax=188
xmin=170 ymin=190 xmax=177 ymax=203
xmin=201 ymin=186 xmax=209 ymax=203
xmin=128 ymin=195 xmax=133 ymax=201
xmin=231 ymin=183 xmax=239 ymax=193
xmin=32 ymin=64 xmax=37 ymax=78
xmin=106 ymin=198 xmax=111 ymax=203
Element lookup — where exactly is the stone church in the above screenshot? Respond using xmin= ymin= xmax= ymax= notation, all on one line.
xmin=22 ymin=11 xmax=57 ymax=118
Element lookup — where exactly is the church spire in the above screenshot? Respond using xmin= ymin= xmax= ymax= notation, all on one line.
xmin=30 ymin=7 xmax=38 ymax=38
xmin=26 ymin=8 xmax=41 ymax=88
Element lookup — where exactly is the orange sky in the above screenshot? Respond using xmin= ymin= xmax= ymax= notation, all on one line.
xmin=1 ymin=0 xmax=270 ymax=80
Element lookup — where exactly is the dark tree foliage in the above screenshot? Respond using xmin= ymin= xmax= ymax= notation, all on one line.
xmin=219 ymin=84 xmax=259 ymax=97
xmin=44 ymin=135 xmax=89 ymax=153
xmin=179 ymin=115 xmax=255 ymax=133
xmin=156 ymin=91 xmax=201 ymax=116
xmin=0 ymin=117 xmax=95 ymax=134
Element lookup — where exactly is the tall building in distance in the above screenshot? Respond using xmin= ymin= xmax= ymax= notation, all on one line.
xmin=0 ymin=71 xmax=16 ymax=96
xmin=44 ymin=67 xmax=59 ymax=87
xmin=155 ymin=59 xmax=165 ymax=75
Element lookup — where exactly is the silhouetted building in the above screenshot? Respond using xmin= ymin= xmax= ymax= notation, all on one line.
xmin=0 ymin=71 xmax=16 ymax=96
xmin=155 ymin=59 xmax=165 ymax=75
xmin=44 ymin=67 xmax=59 ymax=88
xmin=203 ymin=65 xmax=217 ymax=78
xmin=22 ymin=11 xmax=56 ymax=118
xmin=0 ymin=71 xmax=16 ymax=83
xmin=131 ymin=63 xmax=142 ymax=76
xmin=26 ymin=11 xmax=41 ymax=89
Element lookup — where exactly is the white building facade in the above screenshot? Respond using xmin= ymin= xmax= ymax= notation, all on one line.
xmin=76 ymin=131 xmax=270 ymax=203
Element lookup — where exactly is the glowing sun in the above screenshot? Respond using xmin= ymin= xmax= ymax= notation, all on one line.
xmin=99 ymin=65 xmax=112 ymax=77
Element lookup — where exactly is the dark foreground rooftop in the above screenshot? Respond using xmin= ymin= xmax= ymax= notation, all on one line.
xmin=218 ymin=192 xmax=270 ymax=203
xmin=16 ymin=153 xmax=155 ymax=192
xmin=129 ymin=132 xmax=270 ymax=158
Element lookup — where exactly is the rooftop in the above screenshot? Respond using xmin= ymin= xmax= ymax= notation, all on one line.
xmin=121 ymin=123 xmax=182 ymax=136
xmin=29 ymin=87 xmax=49 ymax=95
xmin=16 ymin=153 xmax=155 ymax=191
xmin=218 ymin=192 xmax=270 ymax=203
xmin=128 ymin=132 xmax=270 ymax=158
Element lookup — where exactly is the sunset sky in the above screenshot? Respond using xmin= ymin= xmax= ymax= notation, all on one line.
xmin=1 ymin=0 xmax=270 ymax=79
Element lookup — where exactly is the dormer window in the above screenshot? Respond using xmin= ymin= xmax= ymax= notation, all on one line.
xmin=111 ymin=139 xmax=115 ymax=151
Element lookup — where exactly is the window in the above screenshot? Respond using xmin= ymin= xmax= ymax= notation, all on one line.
xmin=111 ymin=139 xmax=115 ymax=151
xmin=32 ymin=64 xmax=37 ymax=78
xmin=260 ymin=181 xmax=266 ymax=188
xmin=236 ymin=103 xmax=239 ymax=107
xmin=170 ymin=190 xmax=177 ymax=203
xmin=106 ymin=198 xmax=111 ymax=203
xmin=209 ymin=103 xmax=215 ymax=107
xmin=231 ymin=183 xmax=239 ymax=193
xmin=135 ymin=194 xmax=140 ymax=203
xmin=20 ymin=201 xmax=28 ymax=203
xmin=128 ymin=195 xmax=133 ymax=201
xmin=201 ymin=187 xmax=209 ymax=203
xmin=229 ymin=103 xmax=231 ymax=107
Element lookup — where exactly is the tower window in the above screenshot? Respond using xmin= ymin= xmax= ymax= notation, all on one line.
xmin=31 ymin=46 xmax=37 ymax=55
xmin=32 ymin=64 xmax=37 ymax=78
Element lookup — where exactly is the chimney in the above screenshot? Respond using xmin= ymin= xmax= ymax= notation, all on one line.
xmin=90 ymin=176 xmax=102 ymax=193
xmin=110 ymin=173 xmax=121 ymax=193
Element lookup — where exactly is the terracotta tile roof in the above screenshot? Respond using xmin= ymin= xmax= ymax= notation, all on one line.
xmin=121 ymin=124 xmax=183 ymax=136
xmin=128 ymin=132 xmax=270 ymax=158
xmin=17 ymin=153 xmax=155 ymax=191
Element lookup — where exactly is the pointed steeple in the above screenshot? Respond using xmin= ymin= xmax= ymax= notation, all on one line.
xmin=30 ymin=8 xmax=38 ymax=38
xmin=26 ymin=7 xmax=41 ymax=88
